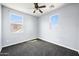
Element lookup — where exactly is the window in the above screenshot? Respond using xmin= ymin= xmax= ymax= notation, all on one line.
xmin=10 ymin=13 xmax=23 ymax=33
xmin=10 ymin=13 xmax=23 ymax=24
xmin=50 ymin=15 xmax=59 ymax=30
xmin=51 ymin=15 xmax=58 ymax=26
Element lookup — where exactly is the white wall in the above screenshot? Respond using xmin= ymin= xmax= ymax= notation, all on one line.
xmin=2 ymin=6 xmax=37 ymax=47
xmin=38 ymin=4 xmax=79 ymax=51
xmin=0 ymin=4 xmax=2 ymax=51
xmin=1 ymin=3 xmax=79 ymax=52
xmin=77 ymin=12 xmax=79 ymax=52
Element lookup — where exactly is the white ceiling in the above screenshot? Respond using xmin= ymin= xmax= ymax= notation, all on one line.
xmin=2 ymin=3 xmax=65 ymax=16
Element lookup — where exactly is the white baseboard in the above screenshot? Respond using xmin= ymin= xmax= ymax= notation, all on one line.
xmin=1 ymin=37 xmax=79 ymax=54
xmin=2 ymin=37 xmax=37 ymax=48
xmin=39 ymin=37 xmax=79 ymax=53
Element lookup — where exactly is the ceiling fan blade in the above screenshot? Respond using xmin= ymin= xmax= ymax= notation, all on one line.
xmin=39 ymin=9 xmax=43 ymax=13
xmin=33 ymin=10 xmax=36 ymax=13
xmin=39 ymin=5 xmax=46 ymax=8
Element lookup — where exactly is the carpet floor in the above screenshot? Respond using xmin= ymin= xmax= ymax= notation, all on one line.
xmin=0 ymin=39 xmax=79 ymax=56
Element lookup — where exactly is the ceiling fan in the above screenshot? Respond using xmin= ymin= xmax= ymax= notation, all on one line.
xmin=33 ymin=3 xmax=46 ymax=13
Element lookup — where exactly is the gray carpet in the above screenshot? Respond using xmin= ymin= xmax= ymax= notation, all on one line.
xmin=0 ymin=38 xmax=79 ymax=56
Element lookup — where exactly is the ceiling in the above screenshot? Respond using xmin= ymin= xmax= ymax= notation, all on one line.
xmin=2 ymin=3 xmax=66 ymax=16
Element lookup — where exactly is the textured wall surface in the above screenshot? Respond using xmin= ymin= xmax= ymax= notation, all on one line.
xmin=38 ymin=4 xmax=79 ymax=51
xmin=2 ymin=6 xmax=37 ymax=47
xmin=0 ymin=4 xmax=2 ymax=51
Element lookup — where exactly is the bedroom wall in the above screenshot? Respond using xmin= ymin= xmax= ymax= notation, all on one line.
xmin=1 ymin=3 xmax=79 ymax=52
xmin=77 ymin=12 xmax=79 ymax=52
xmin=2 ymin=6 xmax=37 ymax=47
xmin=38 ymin=4 xmax=79 ymax=51
xmin=0 ymin=4 xmax=2 ymax=51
